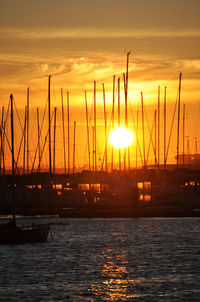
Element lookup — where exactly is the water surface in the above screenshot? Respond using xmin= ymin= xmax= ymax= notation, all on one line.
xmin=0 ymin=218 xmax=199 ymax=301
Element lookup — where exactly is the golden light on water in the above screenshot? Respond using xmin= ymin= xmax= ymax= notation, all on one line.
xmin=109 ymin=128 xmax=135 ymax=149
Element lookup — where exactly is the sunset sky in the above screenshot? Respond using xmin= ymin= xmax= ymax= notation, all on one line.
xmin=0 ymin=0 xmax=200 ymax=170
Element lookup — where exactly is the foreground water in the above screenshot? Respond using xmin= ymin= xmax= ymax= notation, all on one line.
xmin=0 ymin=218 xmax=199 ymax=301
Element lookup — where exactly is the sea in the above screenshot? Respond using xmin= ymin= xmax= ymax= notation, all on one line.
xmin=0 ymin=217 xmax=199 ymax=301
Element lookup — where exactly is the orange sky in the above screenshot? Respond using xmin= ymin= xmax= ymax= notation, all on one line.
xmin=0 ymin=0 xmax=200 ymax=171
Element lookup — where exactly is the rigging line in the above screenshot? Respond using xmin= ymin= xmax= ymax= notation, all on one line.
xmin=83 ymin=142 xmax=88 ymax=169
xmin=31 ymin=99 xmax=48 ymax=172
xmin=35 ymin=111 xmax=54 ymax=173
xmin=165 ymin=90 xmax=179 ymax=163
xmin=146 ymin=111 xmax=156 ymax=165
xmin=14 ymin=99 xmax=23 ymax=132
xmin=191 ymin=102 xmax=200 ymax=143
xmin=15 ymin=107 xmax=27 ymax=173
xmin=30 ymin=98 xmax=48 ymax=168
xmin=128 ymin=98 xmax=144 ymax=167
xmin=3 ymin=100 xmax=10 ymax=142
xmin=100 ymin=93 xmax=117 ymax=171
xmin=2 ymin=127 xmax=19 ymax=174
xmin=0 ymin=102 xmax=10 ymax=173
xmin=144 ymin=106 xmax=157 ymax=163
xmin=100 ymin=109 xmax=115 ymax=171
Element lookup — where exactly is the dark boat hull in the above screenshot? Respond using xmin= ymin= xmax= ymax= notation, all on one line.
xmin=0 ymin=224 xmax=50 ymax=244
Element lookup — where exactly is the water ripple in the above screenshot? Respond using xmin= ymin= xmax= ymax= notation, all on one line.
xmin=0 ymin=218 xmax=200 ymax=301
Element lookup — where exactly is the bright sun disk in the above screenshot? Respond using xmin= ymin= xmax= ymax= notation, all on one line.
xmin=109 ymin=127 xmax=134 ymax=149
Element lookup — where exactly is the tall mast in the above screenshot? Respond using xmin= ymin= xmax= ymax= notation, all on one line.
xmin=136 ymin=109 xmax=139 ymax=169
xmin=111 ymin=75 xmax=115 ymax=172
xmin=61 ymin=89 xmax=66 ymax=174
xmin=125 ymin=52 xmax=130 ymax=171
xmin=73 ymin=121 xmax=76 ymax=174
xmin=124 ymin=52 xmax=130 ymax=172
xmin=157 ymin=86 xmax=160 ymax=170
xmin=1 ymin=107 xmax=5 ymax=175
xmin=183 ymin=104 xmax=185 ymax=167
xmin=23 ymin=106 xmax=27 ymax=175
xmin=118 ymin=77 xmax=121 ymax=171
xmin=0 ymin=107 xmax=4 ymax=175
xmin=141 ymin=92 xmax=146 ymax=168
xmin=93 ymin=81 xmax=97 ymax=172
xmin=125 ymin=52 xmax=130 ymax=129
xmin=26 ymin=87 xmax=29 ymax=174
xmin=123 ymin=73 xmax=126 ymax=172
xmin=164 ymin=86 xmax=167 ymax=169
xmin=176 ymin=73 xmax=182 ymax=168
xmin=195 ymin=137 xmax=198 ymax=155
xmin=154 ymin=110 xmax=157 ymax=169
xmin=187 ymin=136 xmax=189 ymax=155
xmin=10 ymin=94 xmax=15 ymax=175
xmin=103 ymin=84 xmax=108 ymax=172
xmin=85 ymin=91 xmax=91 ymax=171
xmin=53 ymin=107 xmax=57 ymax=174
xmin=92 ymin=126 xmax=94 ymax=172
xmin=37 ymin=107 xmax=41 ymax=173
xmin=67 ymin=91 xmax=70 ymax=174
xmin=48 ymin=76 xmax=52 ymax=174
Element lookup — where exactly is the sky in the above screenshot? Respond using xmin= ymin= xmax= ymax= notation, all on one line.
xmin=0 ymin=0 xmax=200 ymax=170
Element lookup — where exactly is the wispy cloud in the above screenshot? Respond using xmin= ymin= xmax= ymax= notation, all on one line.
xmin=1 ymin=27 xmax=200 ymax=40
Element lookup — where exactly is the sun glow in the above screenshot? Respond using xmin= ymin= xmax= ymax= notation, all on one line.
xmin=109 ymin=127 xmax=134 ymax=149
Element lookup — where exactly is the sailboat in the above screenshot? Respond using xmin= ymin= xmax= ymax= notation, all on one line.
xmin=0 ymin=216 xmax=50 ymax=244
xmin=0 ymin=94 xmax=50 ymax=244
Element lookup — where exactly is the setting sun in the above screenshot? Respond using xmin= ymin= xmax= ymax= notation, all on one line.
xmin=109 ymin=127 xmax=134 ymax=149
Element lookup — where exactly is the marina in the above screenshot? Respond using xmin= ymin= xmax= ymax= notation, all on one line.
xmin=1 ymin=1 xmax=200 ymax=301
xmin=0 ymin=54 xmax=200 ymax=218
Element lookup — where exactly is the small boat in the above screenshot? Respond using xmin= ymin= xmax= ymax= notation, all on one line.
xmin=0 ymin=218 xmax=50 ymax=244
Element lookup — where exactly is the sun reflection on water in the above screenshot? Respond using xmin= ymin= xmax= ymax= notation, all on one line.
xmin=90 ymin=248 xmax=141 ymax=301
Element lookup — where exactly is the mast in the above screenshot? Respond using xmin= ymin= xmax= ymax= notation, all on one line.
xmin=118 ymin=77 xmax=121 ymax=171
xmin=67 ymin=91 xmax=70 ymax=174
xmin=0 ymin=107 xmax=4 ymax=175
xmin=93 ymin=81 xmax=97 ymax=172
xmin=164 ymin=86 xmax=167 ymax=169
xmin=53 ymin=107 xmax=57 ymax=174
xmin=123 ymin=52 xmax=131 ymax=172
xmin=111 ymin=75 xmax=115 ymax=172
xmin=23 ymin=106 xmax=27 ymax=175
xmin=10 ymin=94 xmax=15 ymax=175
xmin=61 ymin=89 xmax=66 ymax=174
xmin=103 ymin=84 xmax=108 ymax=172
xmin=48 ymin=76 xmax=52 ymax=174
xmin=195 ymin=137 xmax=197 ymax=156
xmin=123 ymin=73 xmax=126 ymax=172
xmin=187 ymin=136 xmax=189 ymax=156
xmin=154 ymin=110 xmax=157 ymax=169
xmin=26 ymin=87 xmax=29 ymax=174
xmin=125 ymin=52 xmax=131 ymax=171
xmin=1 ymin=107 xmax=5 ymax=175
xmin=85 ymin=91 xmax=91 ymax=171
xmin=37 ymin=107 xmax=41 ymax=173
xmin=125 ymin=52 xmax=130 ymax=128
xmin=136 ymin=110 xmax=139 ymax=169
xmin=92 ymin=126 xmax=94 ymax=172
xmin=141 ymin=92 xmax=146 ymax=168
xmin=176 ymin=73 xmax=182 ymax=168
xmin=183 ymin=104 xmax=185 ymax=167
xmin=158 ymin=86 xmax=160 ymax=170
xmin=73 ymin=121 xmax=76 ymax=174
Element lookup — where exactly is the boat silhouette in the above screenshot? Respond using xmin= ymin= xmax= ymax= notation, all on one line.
xmin=0 ymin=218 xmax=50 ymax=244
